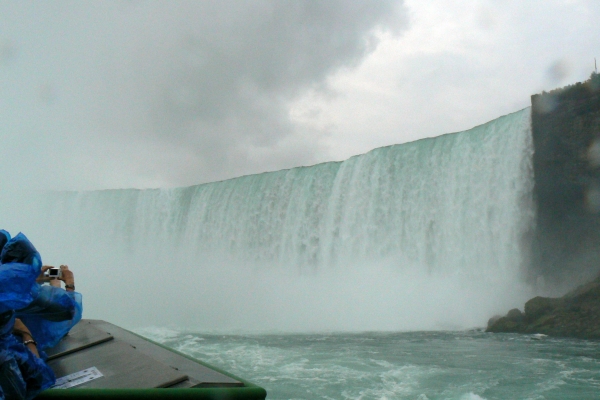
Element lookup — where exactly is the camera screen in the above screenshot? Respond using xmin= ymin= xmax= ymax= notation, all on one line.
xmin=48 ymin=269 xmax=59 ymax=276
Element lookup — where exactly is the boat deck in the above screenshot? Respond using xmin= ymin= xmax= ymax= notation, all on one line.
xmin=36 ymin=319 xmax=266 ymax=399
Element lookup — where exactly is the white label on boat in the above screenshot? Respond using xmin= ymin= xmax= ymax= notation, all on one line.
xmin=53 ymin=367 xmax=104 ymax=389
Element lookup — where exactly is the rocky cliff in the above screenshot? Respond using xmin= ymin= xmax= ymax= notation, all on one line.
xmin=488 ymin=74 xmax=600 ymax=339
xmin=531 ymin=73 xmax=600 ymax=290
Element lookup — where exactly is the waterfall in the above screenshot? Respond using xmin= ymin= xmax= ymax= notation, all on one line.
xmin=0 ymin=108 xmax=535 ymax=331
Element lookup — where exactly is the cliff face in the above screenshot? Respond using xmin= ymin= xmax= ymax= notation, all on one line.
xmin=487 ymin=75 xmax=600 ymax=339
xmin=531 ymin=73 xmax=600 ymax=290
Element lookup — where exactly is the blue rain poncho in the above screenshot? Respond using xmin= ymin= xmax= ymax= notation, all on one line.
xmin=0 ymin=232 xmax=55 ymax=399
xmin=16 ymin=286 xmax=83 ymax=350
xmin=0 ymin=232 xmax=41 ymax=314
xmin=0 ymin=311 xmax=55 ymax=399
xmin=0 ymin=231 xmax=83 ymax=399
xmin=0 ymin=231 xmax=83 ymax=349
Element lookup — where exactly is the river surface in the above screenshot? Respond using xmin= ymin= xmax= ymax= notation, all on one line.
xmin=137 ymin=328 xmax=600 ymax=399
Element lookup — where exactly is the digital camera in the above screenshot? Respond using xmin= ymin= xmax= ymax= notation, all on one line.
xmin=45 ymin=267 xmax=62 ymax=279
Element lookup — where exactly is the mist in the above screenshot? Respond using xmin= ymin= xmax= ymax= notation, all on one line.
xmin=0 ymin=109 xmax=535 ymax=332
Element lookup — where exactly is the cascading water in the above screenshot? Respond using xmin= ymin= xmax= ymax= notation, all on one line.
xmin=0 ymin=108 xmax=535 ymax=332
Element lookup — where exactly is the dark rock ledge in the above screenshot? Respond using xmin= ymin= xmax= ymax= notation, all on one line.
xmin=486 ymin=276 xmax=600 ymax=339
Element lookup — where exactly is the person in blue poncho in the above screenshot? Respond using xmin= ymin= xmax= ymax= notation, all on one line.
xmin=0 ymin=316 xmax=54 ymax=399
xmin=0 ymin=230 xmax=83 ymax=399
xmin=17 ymin=264 xmax=83 ymax=351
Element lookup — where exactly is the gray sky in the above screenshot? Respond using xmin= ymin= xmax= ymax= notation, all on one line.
xmin=1 ymin=0 xmax=598 ymax=191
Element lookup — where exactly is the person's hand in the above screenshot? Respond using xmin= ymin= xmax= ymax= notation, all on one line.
xmin=36 ymin=265 xmax=53 ymax=283
xmin=59 ymin=265 xmax=75 ymax=290
xmin=38 ymin=265 xmax=62 ymax=286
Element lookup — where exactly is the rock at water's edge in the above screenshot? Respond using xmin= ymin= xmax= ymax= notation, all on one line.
xmin=486 ymin=276 xmax=600 ymax=339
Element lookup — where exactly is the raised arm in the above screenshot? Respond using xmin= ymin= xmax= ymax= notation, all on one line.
xmin=59 ymin=265 xmax=75 ymax=292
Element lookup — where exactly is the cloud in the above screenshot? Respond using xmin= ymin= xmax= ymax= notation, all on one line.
xmin=0 ymin=1 xmax=407 ymax=190
xmin=133 ymin=1 xmax=408 ymax=186
xmin=2 ymin=0 xmax=599 ymax=191
xmin=283 ymin=0 xmax=600 ymax=162
xmin=543 ymin=59 xmax=572 ymax=84
xmin=0 ymin=38 xmax=17 ymax=65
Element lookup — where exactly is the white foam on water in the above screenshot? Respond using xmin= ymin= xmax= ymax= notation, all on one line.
xmin=134 ymin=326 xmax=180 ymax=341
xmin=132 ymin=330 xmax=600 ymax=399
xmin=460 ymin=394 xmax=487 ymax=400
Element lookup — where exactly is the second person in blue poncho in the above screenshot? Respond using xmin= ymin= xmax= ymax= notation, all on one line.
xmin=0 ymin=230 xmax=83 ymax=399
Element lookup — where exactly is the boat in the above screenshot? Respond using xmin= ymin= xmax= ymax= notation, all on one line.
xmin=36 ymin=319 xmax=267 ymax=399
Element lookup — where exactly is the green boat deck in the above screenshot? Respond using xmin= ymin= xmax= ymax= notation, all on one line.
xmin=36 ymin=319 xmax=267 ymax=399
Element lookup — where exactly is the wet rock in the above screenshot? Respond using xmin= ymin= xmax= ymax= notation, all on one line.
xmin=506 ymin=308 xmax=524 ymax=322
xmin=487 ymin=276 xmax=600 ymax=339
xmin=524 ymin=296 xmax=560 ymax=321
xmin=487 ymin=315 xmax=502 ymax=328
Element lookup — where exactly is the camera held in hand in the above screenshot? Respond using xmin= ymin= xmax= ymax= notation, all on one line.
xmin=44 ymin=267 xmax=62 ymax=280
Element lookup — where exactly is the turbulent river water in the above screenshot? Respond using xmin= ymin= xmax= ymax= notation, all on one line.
xmin=139 ymin=328 xmax=600 ymax=400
